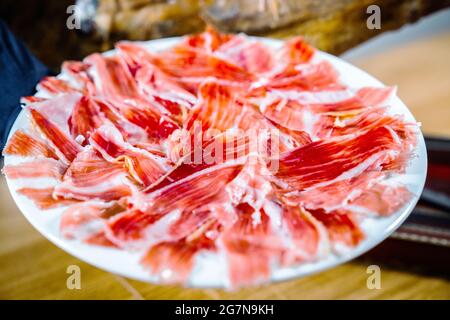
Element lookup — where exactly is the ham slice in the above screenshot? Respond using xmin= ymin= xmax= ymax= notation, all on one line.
xmin=140 ymin=220 xmax=219 ymax=283
xmin=186 ymin=81 xmax=269 ymax=133
xmin=37 ymin=76 xmax=80 ymax=96
xmin=181 ymin=26 xmax=233 ymax=52
xmin=106 ymin=163 xmax=243 ymax=248
xmin=264 ymin=61 xmax=342 ymax=91
xmin=275 ymin=126 xmax=401 ymax=190
xmin=17 ymin=187 xmax=80 ymax=209
xmin=27 ymin=93 xmax=84 ymax=163
xmin=278 ymin=37 xmax=315 ymax=67
xmin=219 ymin=206 xmax=284 ymax=287
xmin=308 ymin=209 xmax=364 ymax=249
xmin=85 ymin=53 xmax=179 ymax=141
xmin=90 ymin=123 xmax=168 ymax=187
xmin=68 ymin=96 xmax=108 ymax=144
xmin=3 ymin=130 xmax=57 ymax=159
xmin=117 ymin=42 xmax=196 ymax=108
xmin=53 ymin=148 xmax=132 ymax=201
xmin=217 ymin=35 xmax=275 ymax=74
xmin=150 ymin=45 xmax=255 ymax=90
xmin=60 ymin=201 xmax=125 ymax=246
xmin=2 ymin=158 xmax=66 ymax=180
xmin=280 ymin=205 xmax=325 ymax=264
xmin=349 ymin=182 xmax=412 ymax=216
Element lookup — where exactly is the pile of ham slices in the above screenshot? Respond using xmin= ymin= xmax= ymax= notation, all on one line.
xmin=3 ymin=27 xmax=417 ymax=287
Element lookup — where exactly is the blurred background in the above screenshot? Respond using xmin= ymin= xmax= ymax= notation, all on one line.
xmin=0 ymin=0 xmax=449 ymax=299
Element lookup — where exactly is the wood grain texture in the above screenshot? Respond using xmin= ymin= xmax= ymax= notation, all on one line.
xmin=0 ymin=32 xmax=449 ymax=300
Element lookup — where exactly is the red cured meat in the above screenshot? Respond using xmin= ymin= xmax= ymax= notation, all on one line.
xmin=350 ymin=183 xmax=412 ymax=216
xmin=38 ymin=76 xmax=80 ymax=95
xmin=107 ymin=163 xmax=242 ymax=247
xmin=68 ymin=96 xmax=107 ymax=143
xmin=275 ymin=126 xmax=400 ymax=190
xmin=85 ymin=54 xmax=179 ymax=140
xmin=181 ymin=25 xmax=233 ymax=52
xmin=27 ymin=93 xmax=84 ymax=163
xmin=280 ymin=206 xmax=323 ymax=264
xmin=3 ymin=28 xmax=418 ymax=288
xmin=60 ymin=201 xmax=125 ymax=245
xmin=150 ymin=45 xmax=255 ymax=89
xmin=140 ymin=220 xmax=219 ymax=283
xmin=308 ymin=209 xmax=364 ymax=248
xmin=90 ymin=124 xmax=167 ymax=187
xmin=217 ymin=35 xmax=275 ymax=74
xmin=17 ymin=187 xmax=80 ymax=209
xmin=220 ymin=206 xmax=284 ymax=287
xmin=3 ymin=130 xmax=58 ymax=159
xmin=3 ymin=158 xmax=66 ymax=180
xmin=54 ymin=148 xmax=132 ymax=201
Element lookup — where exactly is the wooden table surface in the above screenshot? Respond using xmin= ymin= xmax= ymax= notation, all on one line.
xmin=0 ymin=32 xmax=449 ymax=300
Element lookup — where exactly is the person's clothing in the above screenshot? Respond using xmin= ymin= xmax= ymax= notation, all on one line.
xmin=0 ymin=19 xmax=52 ymax=150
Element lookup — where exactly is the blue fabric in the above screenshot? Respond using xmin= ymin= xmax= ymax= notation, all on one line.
xmin=0 ymin=19 xmax=52 ymax=150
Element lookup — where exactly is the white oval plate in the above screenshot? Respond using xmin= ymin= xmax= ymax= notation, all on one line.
xmin=4 ymin=37 xmax=427 ymax=288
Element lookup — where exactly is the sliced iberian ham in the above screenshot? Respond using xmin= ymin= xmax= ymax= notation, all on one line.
xmin=106 ymin=163 xmax=243 ymax=249
xmin=279 ymin=205 xmax=326 ymax=265
xmin=274 ymin=126 xmax=401 ymax=191
xmin=140 ymin=219 xmax=220 ymax=283
xmin=3 ymin=158 xmax=66 ymax=180
xmin=37 ymin=76 xmax=80 ymax=96
xmin=26 ymin=93 xmax=84 ymax=164
xmin=216 ymin=35 xmax=275 ymax=75
xmin=90 ymin=123 xmax=168 ymax=187
xmin=180 ymin=25 xmax=233 ymax=52
xmin=60 ymin=200 xmax=125 ymax=247
xmin=54 ymin=148 xmax=132 ymax=201
xmin=116 ymin=42 xmax=196 ymax=111
xmin=2 ymin=27 xmax=418 ymax=288
xmin=84 ymin=53 xmax=179 ymax=141
xmin=308 ymin=209 xmax=364 ymax=250
xmin=3 ymin=130 xmax=58 ymax=159
xmin=17 ymin=187 xmax=80 ymax=209
xmin=219 ymin=206 xmax=284 ymax=287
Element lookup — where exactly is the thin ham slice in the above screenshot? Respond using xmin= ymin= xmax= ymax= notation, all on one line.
xmin=117 ymin=42 xmax=196 ymax=108
xmin=17 ymin=187 xmax=80 ymax=209
xmin=68 ymin=96 xmax=108 ymax=144
xmin=53 ymin=148 xmax=132 ymax=201
xmin=349 ymin=182 xmax=412 ymax=216
xmin=275 ymin=126 xmax=401 ymax=190
xmin=217 ymin=35 xmax=275 ymax=74
xmin=3 ymin=130 xmax=57 ymax=159
xmin=186 ymin=81 xmax=269 ymax=133
xmin=2 ymin=158 xmax=66 ymax=180
xmin=27 ymin=93 xmax=84 ymax=163
xmin=263 ymin=61 xmax=342 ymax=91
xmin=61 ymin=60 xmax=95 ymax=94
xmin=60 ymin=201 xmax=125 ymax=246
xmin=150 ymin=45 xmax=255 ymax=90
xmin=106 ymin=163 xmax=243 ymax=248
xmin=282 ymin=171 xmax=383 ymax=212
xmin=37 ymin=76 xmax=80 ymax=96
xmin=85 ymin=53 xmax=179 ymax=141
xmin=219 ymin=206 xmax=284 ymax=287
xmin=278 ymin=37 xmax=315 ymax=67
xmin=90 ymin=123 xmax=168 ymax=187
xmin=181 ymin=26 xmax=234 ymax=52
xmin=280 ymin=205 xmax=325 ymax=265
xmin=308 ymin=209 xmax=364 ymax=249
xmin=140 ymin=220 xmax=219 ymax=283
